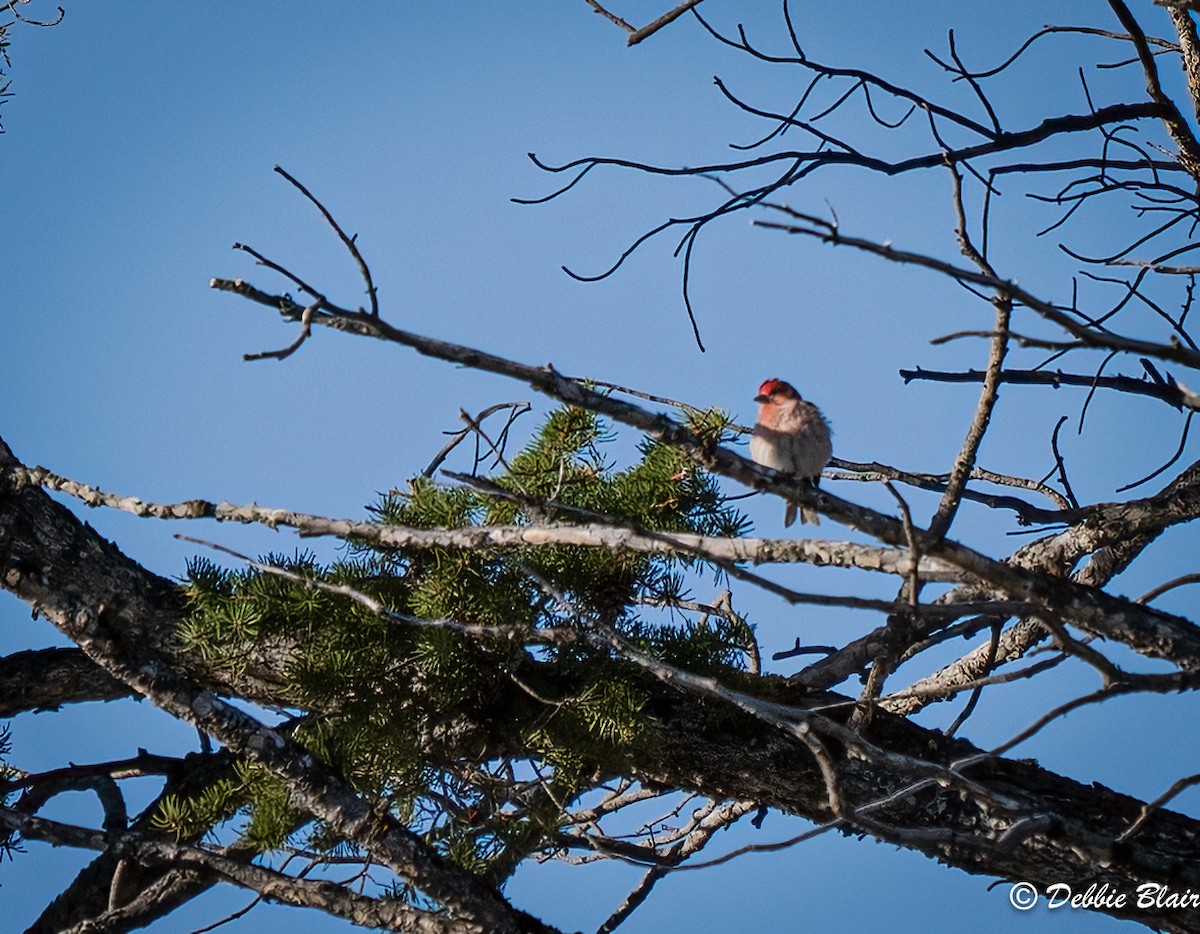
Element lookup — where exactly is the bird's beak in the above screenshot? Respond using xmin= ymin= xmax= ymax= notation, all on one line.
xmin=754 ymin=394 xmax=769 ymax=403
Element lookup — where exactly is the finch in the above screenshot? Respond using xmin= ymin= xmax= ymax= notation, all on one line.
xmin=749 ymin=378 xmax=832 ymax=526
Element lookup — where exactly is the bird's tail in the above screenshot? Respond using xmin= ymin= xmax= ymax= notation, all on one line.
xmin=785 ymin=502 xmax=820 ymax=527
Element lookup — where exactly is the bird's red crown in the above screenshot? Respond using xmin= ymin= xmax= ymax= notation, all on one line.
xmin=757 ymin=378 xmax=787 ymax=397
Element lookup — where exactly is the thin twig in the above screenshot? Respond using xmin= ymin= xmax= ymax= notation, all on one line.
xmin=1118 ymin=773 xmax=1200 ymax=841
xmin=273 ymin=165 xmax=379 ymax=317
xmin=1138 ymin=572 xmax=1200 ymax=605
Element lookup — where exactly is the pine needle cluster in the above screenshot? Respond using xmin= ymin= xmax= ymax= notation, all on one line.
xmin=167 ymin=405 xmax=750 ymax=883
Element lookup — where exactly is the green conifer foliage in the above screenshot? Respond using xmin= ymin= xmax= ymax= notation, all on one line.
xmin=169 ymin=405 xmax=750 ymax=880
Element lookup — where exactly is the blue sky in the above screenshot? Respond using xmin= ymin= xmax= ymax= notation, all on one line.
xmin=3 ymin=2 xmax=1196 ymax=931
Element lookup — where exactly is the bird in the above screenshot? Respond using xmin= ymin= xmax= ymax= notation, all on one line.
xmin=749 ymin=378 xmax=832 ymax=526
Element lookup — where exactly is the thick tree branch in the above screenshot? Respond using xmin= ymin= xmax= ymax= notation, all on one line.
xmin=627 ymin=663 xmax=1200 ymax=933
xmin=1166 ymin=5 xmax=1200 ymax=124
xmin=0 ymin=646 xmax=134 ymax=716
xmin=1108 ymin=0 xmax=1200 ymax=178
